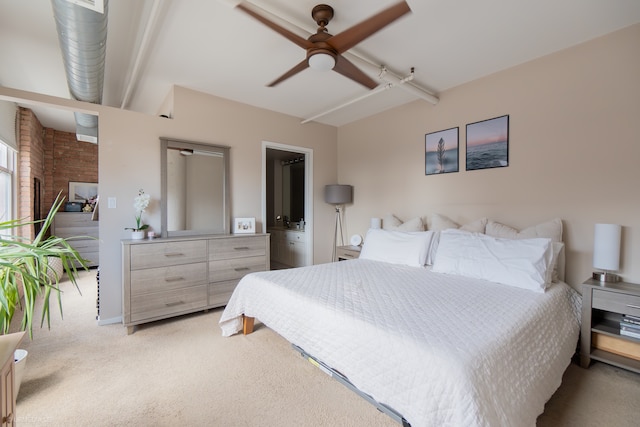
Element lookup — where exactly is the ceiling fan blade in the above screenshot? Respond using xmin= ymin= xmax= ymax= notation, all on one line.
xmin=237 ymin=3 xmax=314 ymax=50
xmin=333 ymin=55 xmax=378 ymax=89
xmin=328 ymin=1 xmax=411 ymax=54
xmin=267 ymin=59 xmax=309 ymax=87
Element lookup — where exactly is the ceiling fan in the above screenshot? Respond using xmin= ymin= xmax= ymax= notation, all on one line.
xmin=236 ymin=1 xmax=411 ymax=89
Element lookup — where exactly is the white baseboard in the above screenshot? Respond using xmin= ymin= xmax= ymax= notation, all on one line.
xmin=97 ymin=316 xmax=122 ymax=326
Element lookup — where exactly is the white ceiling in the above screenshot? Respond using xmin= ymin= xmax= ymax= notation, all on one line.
xmin=1 ymin=0 xmax=640 ymax=133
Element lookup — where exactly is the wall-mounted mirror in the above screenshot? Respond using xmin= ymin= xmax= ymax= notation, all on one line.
xmin=160 ymin=138 xmax=230 ymax=237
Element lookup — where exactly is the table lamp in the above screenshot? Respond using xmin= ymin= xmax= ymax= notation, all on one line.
xmin=592 ymin=223 xmax=621 ymax=283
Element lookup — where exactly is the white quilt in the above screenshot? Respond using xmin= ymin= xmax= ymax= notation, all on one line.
xmin=220 ymin=259 xmax=581 ymax=427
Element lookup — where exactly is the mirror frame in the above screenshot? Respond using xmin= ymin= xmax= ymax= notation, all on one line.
xmin=160 ymin=137 xmax=230 ymax=237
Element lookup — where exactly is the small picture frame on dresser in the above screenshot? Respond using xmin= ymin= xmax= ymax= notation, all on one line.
xmin=69 ymin=181 xmax=98 ymax=203
xmin=234 ymin=218 xmax=256 ymax=234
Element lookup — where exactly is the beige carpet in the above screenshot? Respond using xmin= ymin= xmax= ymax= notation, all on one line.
xmin=12 ymin=271 xmax=640 ymax=426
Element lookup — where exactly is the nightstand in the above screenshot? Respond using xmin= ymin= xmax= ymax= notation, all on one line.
xmin=580 ymin=278 xmax=640 ymax=373
xmin=336 ymin=245 xmax=361 ymax=261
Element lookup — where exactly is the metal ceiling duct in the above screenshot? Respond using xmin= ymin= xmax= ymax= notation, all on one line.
xmin=51 ymin=0 xmax=108 ymax=143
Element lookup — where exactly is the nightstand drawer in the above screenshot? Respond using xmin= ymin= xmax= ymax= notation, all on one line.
xmin=593 ymin=289 xmax=640 ymax=317
xmin=336 ymin=245 xmax=361 ymax=261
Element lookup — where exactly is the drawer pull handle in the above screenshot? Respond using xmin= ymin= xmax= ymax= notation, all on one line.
xmin=627 ymin=304 xmax=640 ymax=309
xmin=234 ymin=267 xmax=250 ymax=272
xmin=165 ymin=301 xmax=184 ymax=307
xmin=164 ymin=252 xmax=185 ymax=257
xmin=234 ymin=246 xmax=250 ymax=251
xmin=165 ymin=276 xmax=184 ymax=282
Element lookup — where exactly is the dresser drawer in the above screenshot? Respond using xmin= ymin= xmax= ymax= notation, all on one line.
xmin=54 ymin=212 xmax=96 ymax=227
xmin=69 ymin=239 xmax=99 ymax=251
xmin=55 ymin=226 xmax=99 ymax=239
xmin=208 ymin=280 xmax=238 ymax=307
xmin=593 ymin=289 xmax=640 ymax=317
xmin=209 ymin=236 xmax=266 ymax=260
xmin=130 ymin=284 xmax=207 ymax=323
xmin=209 ymin=256 xmax=267 ymax=282
xmin=131 ymin=240 xmax=207 ymax=270
xmin=131 ymin=263 xmax=207 ymax=296
xmin=285 ymin=230 xmax=305 ymax=242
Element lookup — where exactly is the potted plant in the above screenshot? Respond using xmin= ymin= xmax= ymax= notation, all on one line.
xmin=0 ymin=194 xmax=89 ymax=394
xmin=124 ymin=189 xmax=150 ymax=239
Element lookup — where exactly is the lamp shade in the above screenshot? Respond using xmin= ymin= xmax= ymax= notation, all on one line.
xmin=308 ymin=52 xmax=336 ymax=71
xmin=370 ymin=217 xmax=382 ymax=229
xmin=324 ymin=184 xmax=352 ymax=205
xmin=593 ymin=223 xmax=621 ymax=271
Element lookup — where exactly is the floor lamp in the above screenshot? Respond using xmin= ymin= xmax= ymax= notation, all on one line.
xmin=325 ymin=184 xmax=353 ymax=262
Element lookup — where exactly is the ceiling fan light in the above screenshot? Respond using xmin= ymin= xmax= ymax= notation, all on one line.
xmin=308 ymin=53 xmax=335 ymax=71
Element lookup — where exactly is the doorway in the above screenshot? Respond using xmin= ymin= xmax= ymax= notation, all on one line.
xmin=262 ymin=142 xmax=313 ymax=269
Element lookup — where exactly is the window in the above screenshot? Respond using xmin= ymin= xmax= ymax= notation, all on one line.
xmin=0 ymin=140 xmax=16 ymax=227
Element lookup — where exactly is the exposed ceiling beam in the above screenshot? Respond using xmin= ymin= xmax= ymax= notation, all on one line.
xmin=119 ymin=0 xmax=168 ymax=110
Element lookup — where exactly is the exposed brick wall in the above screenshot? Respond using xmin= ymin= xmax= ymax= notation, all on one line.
xmin=45 ymin=128 xmax=98 ymax=209
xmin=17 ymin=108 xmax=45 ymax=239
xmin=17 ymin=107 xmax=98 ymax=239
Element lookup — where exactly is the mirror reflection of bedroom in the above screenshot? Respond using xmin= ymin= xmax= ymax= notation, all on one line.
xmin=265 ymin=147 xmax=308 ymax=270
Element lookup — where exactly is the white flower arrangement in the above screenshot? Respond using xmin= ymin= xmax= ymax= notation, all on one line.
xmin=125 ymin=189 xmax=150 ymax=232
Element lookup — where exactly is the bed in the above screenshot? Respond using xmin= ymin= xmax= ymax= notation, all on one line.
xmin=220 ymin=224 xmax=581 ymax=427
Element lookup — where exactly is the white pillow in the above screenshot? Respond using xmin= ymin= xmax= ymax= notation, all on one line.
xmin=382 ymin=214 xmax=425 ymax=232
xmin=360 ymin=229 xmax=434 ymax=267
xmin=432 ymin=230 xmax=555 ymax=292
xmin=424 ymin=215 xmax=486 ymax=265
xmin=485 ymin=218 xmax=564 ymax=282
xmin=425 ymin=232 xmax=440 ymax=266
xmin=429 ymin=213 xmax=487 ymax=233
xmin=485 ymin=218 xmax=562 ymax=242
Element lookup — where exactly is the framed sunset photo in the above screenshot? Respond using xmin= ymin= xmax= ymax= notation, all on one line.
xmin=465 ymin=115 xmax=509 ymax=171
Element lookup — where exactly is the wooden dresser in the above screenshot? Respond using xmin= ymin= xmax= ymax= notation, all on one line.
xmin=52 ymin=212 xmax=99 ymax=267
xmin=122 ymin=234 xmax=269 ymax=334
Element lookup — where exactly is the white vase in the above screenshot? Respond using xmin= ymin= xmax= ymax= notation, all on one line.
xmin=14 ymin=349 xmax=28 ymax=396
xmin=131 ymin=230 xmax=145 ymax=240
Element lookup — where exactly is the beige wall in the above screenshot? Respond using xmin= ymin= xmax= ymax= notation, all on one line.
xmin=337 ymin=24 xmax=640 ymax=289
xmin=97 ymin=87 xmax=338 ymax=322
